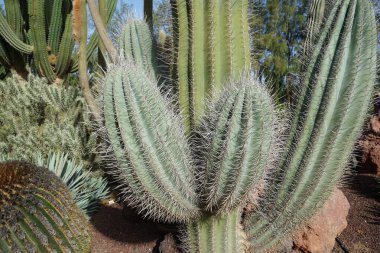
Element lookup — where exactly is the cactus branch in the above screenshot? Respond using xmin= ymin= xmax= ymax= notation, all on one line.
xmin=87 ymin=0 xmax=117 ymax=61
xmin=78 ymin=0 xmax=101 ymax=123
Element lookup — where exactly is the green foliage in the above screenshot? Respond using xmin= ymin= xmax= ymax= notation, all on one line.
xmin=35 ymin=153 xmax=109 ymax=217
xmin=0 ymin=75 xmax=98 ymax=168
xmin=252 ymin=0 xmax=309 ymax=100
xmin=0 ymin=161 xmax=91 ymax=252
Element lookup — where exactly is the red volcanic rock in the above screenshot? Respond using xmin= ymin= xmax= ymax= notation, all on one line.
xmin=291 ymin=189 xmax=350 ymax=253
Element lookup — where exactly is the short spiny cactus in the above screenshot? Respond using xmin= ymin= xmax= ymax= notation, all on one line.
xmin=0 ymin=161 xmax=91 ymax=252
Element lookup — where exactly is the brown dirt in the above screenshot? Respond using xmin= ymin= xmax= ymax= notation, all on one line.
xmin=333 ymin=174 xmax=380 ymax=253
xmin=90 ymin=204 xmax=166 ymax=253
xmin=90 ymin=174 xmax=379 ymax=253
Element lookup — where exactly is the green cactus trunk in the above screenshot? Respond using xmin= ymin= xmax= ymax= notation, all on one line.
xmin=245 ymin=0 xmax=378 ymax=251
xmin=185 ymin=209 xmax=246 ymax=253
xmin=170 ymin=0 xmax=251 ymax=133
xmin=0 ymin=161 xmax=91 ymax=253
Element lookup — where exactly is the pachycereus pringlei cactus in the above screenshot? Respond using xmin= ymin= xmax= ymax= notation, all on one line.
xmin=0 ymin=161 xmax=91 ymax=253
xmin=95 ymin=0 xmax=378 ymax=252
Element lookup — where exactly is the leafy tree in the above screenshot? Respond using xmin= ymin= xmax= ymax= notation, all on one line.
xmin=252 ymin=0 xmax=309 ymax=101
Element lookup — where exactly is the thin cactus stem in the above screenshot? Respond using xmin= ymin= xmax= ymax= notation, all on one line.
xmin=78 ymin=0 xmax=101 ymax=123
xmin=87 ymin=0 xmax=117 ymax=61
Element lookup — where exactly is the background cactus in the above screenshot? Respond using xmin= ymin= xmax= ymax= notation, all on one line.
xmin=245 ymin=0 xmax=378 ymax=251
xmin=0 ymin=75 xmax=98 ymax=168
xmin=0 ymin=161 xmax=91 ymax=252
xmin=170 ymin=0 xmax=251 ymax=132
xmin=119 ymin=20 xmax=158 ymax=76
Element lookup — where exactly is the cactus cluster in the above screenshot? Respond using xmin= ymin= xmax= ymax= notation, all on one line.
xmin=0 ymin=161 xmax=91 ymax=252
xmin=96 ymin=0 xmax=378 ymax=252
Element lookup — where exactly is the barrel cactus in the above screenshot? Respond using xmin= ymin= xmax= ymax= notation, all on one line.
xmin=0 ymin=161 xmax=91 ymax=252
xmin=92 ymin=0 xmax=378 ymax=252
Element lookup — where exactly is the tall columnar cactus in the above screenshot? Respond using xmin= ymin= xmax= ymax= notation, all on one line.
xmin=170 ymin=0 xmax=251 ymax=132
xmin=245 ymin=0 xmax=378 ymax=251
xmin=119 ymin=20 xmax=158 ymax=76
xmin=0 ymin=161 xmax=91 ymax=252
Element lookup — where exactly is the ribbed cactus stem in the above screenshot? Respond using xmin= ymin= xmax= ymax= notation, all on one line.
xmin=197 ymin=76 xmax=279 ymax=213
xmin=0 ymin=161 xmax=91 ymax=252
xmin=0 ymin=12 xmax=33 ymax=54
xmin=170 ymin=0 xmax=251 ymax=133
xmin=303 ymin=0 xmax=326 ymax=55
xmin=28 ymin=0 xmax=56 ymax=82
xmin=101 ymin=60 xmax=200 ymax=222
xmin=185 ymin=209 xmax=246 ymax=253
xmin=119 ymin=20 xmax=157 ymax=76
xmin=246 ymin=0 xmax=378 ymax=250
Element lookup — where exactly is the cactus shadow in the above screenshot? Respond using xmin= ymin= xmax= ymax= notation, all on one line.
xmin=346 ymin=173 xmax=380 ymax=225
xmin=90 ymin=203 xmax=164 ymax=244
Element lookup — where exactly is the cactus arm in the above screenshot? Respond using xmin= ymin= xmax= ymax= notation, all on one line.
xmin=71 ymin=0 xmax=117 ymax=72
xmin=47 ymin=0 xmax=63 ymax=55
xmin=102 ymin=61 xmax=200 ymax=222
xmin=171 ymin=0 xmax=251 ymax=132
xmin=246 ymin=0 xmax=378 ymax=250
xmin=120 ymin=20 xmax=157 ymax=75
xmin=191 ymin=0 xmax=208 ymax=125
xmin=97 ymin=0 xmax=107 ymax=70
xmin=87 ymin=0 xmax=117 ymax=60
xmin=170 ymin=0 xmax=191 ymax=133
xmin=199 ymin=77 xmax=278 ymax=213
xmin=28 ymin=0 xmax=56 ymax=82
xmin=185 ymin=209 xmax=244 ymax=253
xmin=56 ymin=15 xmax=75 ymax=76
xmin=77 ymin=0 xmax=101 ymax=123
xmin=0 ymin=39 xmax=11 ymax=67
xmin=4 ymin=0 xmax=24 ymax=38
xmin=0 ymin=12 xmax=33 ymax=54
xmin=303 ymin=0 xmax=326 ymax=54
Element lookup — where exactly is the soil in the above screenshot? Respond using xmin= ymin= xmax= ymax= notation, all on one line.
xmin=90 ymin=173 xmax=380 ymax=253
xmin=333 ymin=174 xmax=380 ymax=253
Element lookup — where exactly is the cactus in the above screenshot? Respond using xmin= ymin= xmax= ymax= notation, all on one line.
xmin=90 ymin=0 xmax=378 ymax=252
xmin=0 ymin=0 xmax=75 ymax=82
xmin=170 ymin=0 xmax=251 ymax=132
xmin=185 ymin=208 xmax=246 ymax=253
xmin=101 ymin=60 xmax=200 ymax=222
xmin=245 ymin=0 xmax=378 ymax=251
xmin=119 ymin=20 xmax=158 ymax=77
xmin=0 ymin=161 xmax=91 ymax=252
xmin=196 ymin=76 xmax=280 ymax=213
xmin=0 ymin=152 xmax=109 ymax=217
